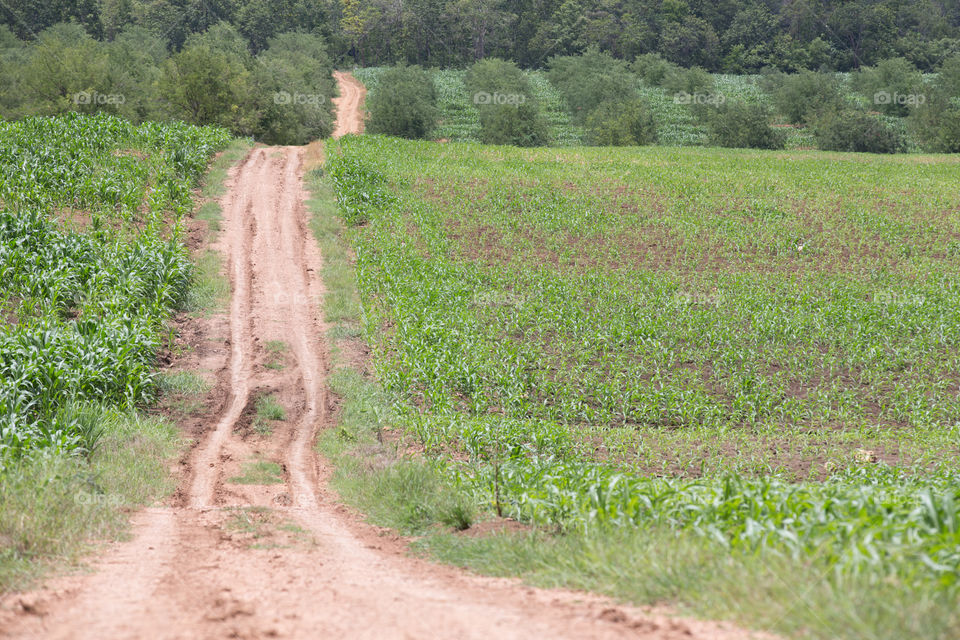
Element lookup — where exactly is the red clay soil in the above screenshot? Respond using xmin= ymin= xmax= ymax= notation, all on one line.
xmin=0 ymin=76 xmax=772 ymax=640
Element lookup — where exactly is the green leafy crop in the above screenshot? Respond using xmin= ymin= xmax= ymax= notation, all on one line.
xmin=0 ymin=113 xmax=230 ymax=464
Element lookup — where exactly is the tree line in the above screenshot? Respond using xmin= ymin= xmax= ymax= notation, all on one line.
xmin=2 ymin=0 xmax=960 ymax=73
xmin=0 ymin=22 xmax=336 ymax=144
xmin=367 ymin=50 xmax=960 ymax=153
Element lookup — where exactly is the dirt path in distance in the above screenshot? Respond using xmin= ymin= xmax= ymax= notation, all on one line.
xmin=0 ymin=75 xmax=770 ymax=640
xmin=332 ymin=71 xmax=365 ymax=138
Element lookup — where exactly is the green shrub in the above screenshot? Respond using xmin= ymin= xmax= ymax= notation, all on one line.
xmin=255 ymin=32 xmax=337 ymax=144
xmin=910 ymin=100 xmax=960 ymax=153
xmin=585 ymin=98 xmax=657 ymax=146
xmin=933 ymin=54 xmax=960 ymax=103
xmin=852 ymin=57 xmax=925 ymax=117
xmin=814 ymin=110 xmax=907 ymax=153
xmin=0 ymin=22 xmax=333 ymax=145
xmin=366 ymin=65 xmax=438 ymax=139
xmin=11 ymin=23 xmax=111 ymax=120
xmin=705 ymin=102 xmax=785 ymax=149
xmin=768 ymin=70 xmax=844 ymax=124
xmin=909 ymin=54 xmax=960 ymax=152
xmin=662 ymin=66 xmax=716 ymax=98
xmin=547 ymin=46 xmax=637 ymax=124
xmin=159 ymin=39 xmax=257 ymax=135
xmin=632 ymin=53 xmax=680 ymax=86
xmin=476 ymin=103 xmax=551 ymax=147
xmin=465 ymin=58 xmax=549 ymax=147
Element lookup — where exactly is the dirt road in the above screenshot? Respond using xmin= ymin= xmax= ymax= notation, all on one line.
xmin=0 ymin=77 xmax=762 ymax=640
xmin=332 ymin=71 xmax=365 ymax=137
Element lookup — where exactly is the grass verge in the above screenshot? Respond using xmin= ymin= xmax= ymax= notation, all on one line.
xmin=307 ymin=151 xmax=960 ymax=640
xmin=187 ymin=140 xmax=252 ymax=315
xmin=0 ymin=409 xmax=180 ymax=592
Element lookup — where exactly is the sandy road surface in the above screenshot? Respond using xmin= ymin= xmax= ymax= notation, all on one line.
xmin=0 ymin=75 xmax=765 ymax=640
xmin=332 ymin=71 xmax=365 ymax=138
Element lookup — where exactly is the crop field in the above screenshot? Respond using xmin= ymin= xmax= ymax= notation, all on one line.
xmin=0 ymin=113 xmax=231 ymax=464
xmin=353 ymin=67 xmax=933 ymax=151
xmin=326 ymin=135 xmax=960 ymax=630
xmin=352 ymin=67 xmax=583 ymax=144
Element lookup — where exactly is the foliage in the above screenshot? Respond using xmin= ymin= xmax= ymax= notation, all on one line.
xmin=0 ymin=22 xmax=334 ymax=145
xmin=852 ymin=57 xmax=925 ymax=117
xmin=909 ymin=54 xmax=960 ymax=153
xmin=661 ymin=66 xmax=716 ymax=98
xmin=358 ymin=59 xmax=956 ymax=154
xmin=464 ymin=58 xmax=549 ymax=147
xmin=910 ymin=100 xmax=960 ymax=153
xmin=3 ymin=0 xmax=960 ymax=73
xmin=160 ymin=41 xmax=257 ymax=134
xmin=254 ymin=31 xmax=337 ymax=144
xmin=547 ymin=47 xmax=637 ymax=124
xmin=584 ymin=99 xmax=657 ymax=146
xmin=356 ymin=67 xmax=580 ymax=146
xmin=632 ymin=53 xmax=680 ymax=86
xmin=704 ymin=102 xmax=786 ymax=149
xmin=766 ymin=70 xmax=845 ymax=124
xmin=0 ymin=113 xmax=230 ymax=464
xmin=814 ymin=110 xmax=908 ymax=153
xmin=366 ymin=65 xmax=438 ymax=140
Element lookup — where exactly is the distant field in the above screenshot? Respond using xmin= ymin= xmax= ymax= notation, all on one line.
xmin=326 ymin=136 xmax=960 ymax=628
xmin=350 ymin=68 xmax=900 ymax=149
xmin=353 ymin=67 xmax=582 ymax=144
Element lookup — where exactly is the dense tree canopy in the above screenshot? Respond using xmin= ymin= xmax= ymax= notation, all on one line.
xmin=0 ymin=21 xmax=337 ymax=144
xmin=1 ymin=0 xmax=959 ymax=72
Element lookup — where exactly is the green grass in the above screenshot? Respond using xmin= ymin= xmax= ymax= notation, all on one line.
xmin=317 ymin=135 xmax=960 ymax=639
xmin=201 ymin=139 xmax=251 ymax=200
xmin=423 ymin=527 xmax=960 ymax=640
xmin=156 ymin=370 xmax=211 ymax=417
xmin=252 ymin=394 xmax=286 ymax=436
xmin=318 ymin=367 xmax=475 ymax=533
xmin=0 ymin=409 xmax=181 ymax=591
xmin=224 ymin=506 xmax=273 ymax=539
xmin=195 ymin=201 xmax=222 ymax=232
xmin=264 ymin=340 xmax=287 ymax=370
xmin=265 ymin=340 xmax=287 ymax=353
xmin=228 ymin=459 xmax=284 ymax=485
xmin=186 ymin=249 xmax=229 ymax=314
xmin=255 ymin=396 xmax=286 ymax=421
xmin=190 ymin=140 xmax=251 ymax=311
xmin=306 ymin=174 xmax=362 ymax=330
xmin=224 ymin=506 xmax=313 ymax=549
xmin=157 ymin=371 xmax=211 ymax=396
